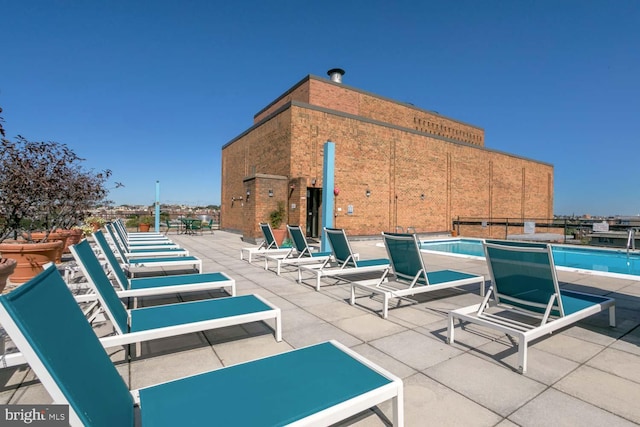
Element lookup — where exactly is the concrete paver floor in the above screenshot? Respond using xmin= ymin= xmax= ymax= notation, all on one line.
xmin=2 ymin=230 xmax=640 ymax=426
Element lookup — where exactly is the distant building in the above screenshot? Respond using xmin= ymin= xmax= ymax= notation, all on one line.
xmin=221 ymin=69 xmax=553 ymax=241
xmin=615 ymin=216 xmax=640 ymax=227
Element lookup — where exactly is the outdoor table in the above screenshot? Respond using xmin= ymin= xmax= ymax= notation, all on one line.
xmin=181 ymin=218 xmax=198 ymax=235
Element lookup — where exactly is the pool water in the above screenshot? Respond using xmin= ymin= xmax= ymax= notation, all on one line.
xmin=421 ymin=238 xmax=640 ymax=278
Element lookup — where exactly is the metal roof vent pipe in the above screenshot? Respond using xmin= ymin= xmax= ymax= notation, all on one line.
xmin=327 ymin=68 xmax=345 ymax=83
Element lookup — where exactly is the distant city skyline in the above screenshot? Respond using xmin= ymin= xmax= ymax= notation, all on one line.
xmin=1 ymin=1 xmax=638 ymax=215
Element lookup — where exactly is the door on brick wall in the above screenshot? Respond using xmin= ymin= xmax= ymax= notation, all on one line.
xmin=306 ymin=188 xmax=322 ymax=238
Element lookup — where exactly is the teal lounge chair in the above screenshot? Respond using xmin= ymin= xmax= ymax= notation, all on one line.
xmin=107 ymin=220 xmax=171 ymax=244
xmin=94 ymin=230 xmax=202 ymax=277
xmin=61 ymin=251 xmax=281 ymax=349
xmin=71 ymin=239 xmax=235 ymax=302
xmin=111 ymin=220 xmax=177 ymax=250
xmin=105 ymin=223 xmax=187 ymax=257
xmin=108 ymin=222 xmax=179 ymax=248
xmin=351 ymin=233 xmax=485 ymax=319
xmin=447 ymin=240 xmax=615 ymax=374
xmin=0 ymin=266 xmax=404 ymax=426
xmin=298 ymin=227 xmax=390 ymax=291
xmin=240 ymin=222 xmax=292 ymax=264
xmin=113 ymin=218 xmax=169 ymax=241
xmin=264 ymin=225 xmax=332 ymax=275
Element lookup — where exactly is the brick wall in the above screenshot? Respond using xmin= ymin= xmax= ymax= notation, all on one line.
xmin=288 ymin=104 xmax=552 ymax=236
xmin=310 ymin=77 xmax=485 ymax=146
xmin=240 ymin=175 xmax=289 ymax=241
xmin=254 ymin=79 xmax=310 ymax=123
xmin=221 ymin=110 xmax=292 ymax=236
xmin=222 ymin=76 xmax=553 ymax=238
xmin=255 ymin=76 xmax=484 ymax=146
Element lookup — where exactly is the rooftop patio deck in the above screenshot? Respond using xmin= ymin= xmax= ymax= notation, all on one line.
xmin=2 ymin=230 xmax=640 ymax=426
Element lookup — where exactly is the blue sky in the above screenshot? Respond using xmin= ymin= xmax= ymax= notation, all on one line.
xmin=1 ymin=1 xmax=638 ymax=216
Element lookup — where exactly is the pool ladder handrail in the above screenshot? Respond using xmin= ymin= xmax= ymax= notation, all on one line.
xmin=627 ymin=228 xmax=636 ymax=254
xmin=394 ymin=226 xmax=417 ymax=234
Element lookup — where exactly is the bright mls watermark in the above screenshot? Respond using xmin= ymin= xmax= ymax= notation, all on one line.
xmin=0 ymin=405 xmax=67 ymax=426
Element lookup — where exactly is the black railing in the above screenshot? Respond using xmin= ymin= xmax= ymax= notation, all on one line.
xmin=452 ymin=217 xmax=637 ymax=244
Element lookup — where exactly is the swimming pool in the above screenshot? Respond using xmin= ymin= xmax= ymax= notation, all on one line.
xmin=420 ymin=238 xmax=640 ymax=279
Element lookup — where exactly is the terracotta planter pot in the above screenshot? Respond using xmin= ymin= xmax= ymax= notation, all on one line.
xmin=0 ymin=258 xmax=18 ymax=294
xmin=138 ymin=223 xmax=151 ymax=232
xmin=271 ymin=228 xmax=287 ymax=246
xmin=65 ymin=229 xmax=84 ymax=253
xmin=29 ymin=231 xmax=70 ymax=263
xmin=0 ymin=240 xmax=63 ymax=284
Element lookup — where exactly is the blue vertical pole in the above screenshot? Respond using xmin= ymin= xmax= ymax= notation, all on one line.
xmin=155 ymin=181 xmax=160 ymax=232
xmin=321 ymin=141 xmax=335 ymax=252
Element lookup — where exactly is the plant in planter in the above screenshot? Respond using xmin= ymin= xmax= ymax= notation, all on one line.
xmin=0 ymin=133 xmax=113 ymax=287
xmin=138 ymin=215 xmax=154 ymax=232
xmin=84 ymin=216 xmax=107 ymax=233
xmin=78 ymin=225 xmax=96 ymax=238
xmin=125 ymin=216 xmax=139 ymax=229
xmin=268 ymin=201 xmax=287 ymax=246
xmin=269 ymin=201 xmax=286 ymax=229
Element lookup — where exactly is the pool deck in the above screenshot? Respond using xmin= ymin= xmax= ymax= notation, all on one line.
xmin=2 ymin=230 xmax=640 ymax=425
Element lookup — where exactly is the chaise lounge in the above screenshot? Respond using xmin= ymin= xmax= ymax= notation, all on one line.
xmin=447 ymin=239 xmax=616 ymax=374
xmin=72 ymin=238 xmax=235 ymax=302
xmin=264 ymin=225 xmax=333 ymax=275
xmin=298 ymin=227 xmax=390 ymax=291
xmin=240 ymin=222 xmax=292 ymax=264
xmin=95 ymin=230 xmax=202 ymax=277
xmin=105 ymin=223 xmax=188 ymax=257
xmin=0 ymin=265 xmax=404 ymax=426
xmin=68 ymin=249 xmax=281 ymax=351
xmin=351 ymin=232 xmax=485 ymax=319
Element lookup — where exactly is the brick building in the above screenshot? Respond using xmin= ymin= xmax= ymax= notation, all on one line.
xmin=221 ymin=69 xmax=553 ymax=241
